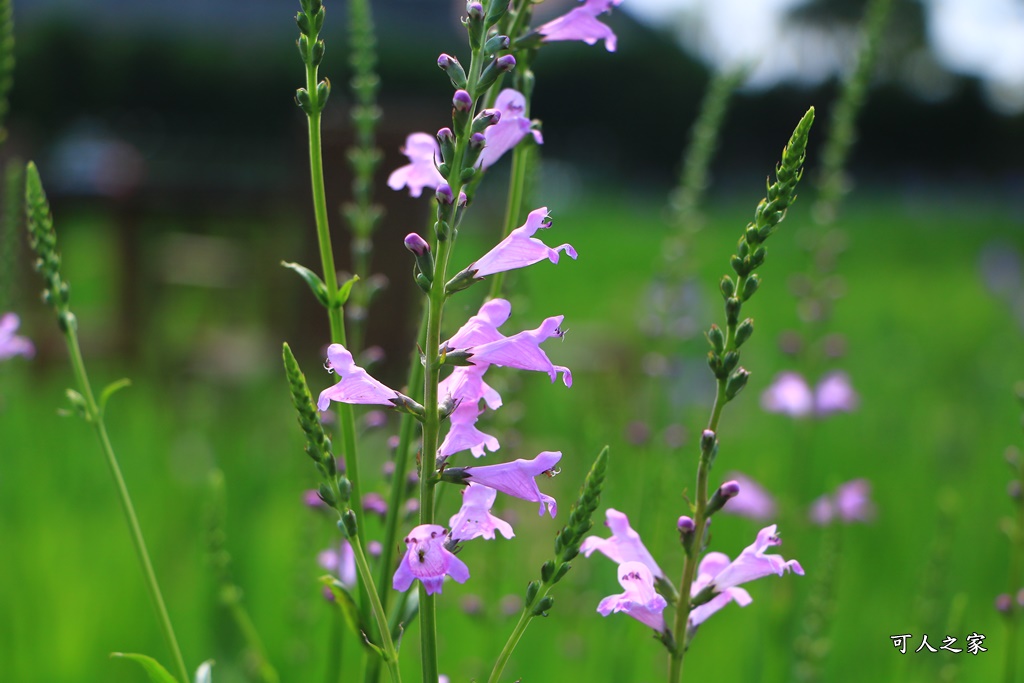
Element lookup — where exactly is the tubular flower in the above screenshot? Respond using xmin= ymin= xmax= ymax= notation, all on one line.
xmin=463 ymin=450 xmax=561 ymax=517
xmin=477 ymin=89 xmax=543 ymax=169
xmin=392 ymin=524 xmax=470 ymax=595
xmin=466 ymin=315 xmax=573 ymax=386
xmin=703 ymin=525 xmax=804 ymax=593
xmin=468 ymin=207 xmax=577 ymax=279
xmin=386 ymin=133 xmax=445 ymax=197
xmin=438 ymin=400 xmax=500 ymax=459
xmin=438 ymin=364 xmax=503 ymax=410
xmin=317 ymin=344 xmax=405 ymax=411
xmin=688 ymin=552 xmax=753 ymax=627
xmin=596 ymin=561 xmax=668 ymax=632
xmin=449 ymin=483 xmax=515 ymax=541
xmin=581 ymin=508 xmax=663 ymax=578
xmin=536 ymin=0 xmax=624 ymax=52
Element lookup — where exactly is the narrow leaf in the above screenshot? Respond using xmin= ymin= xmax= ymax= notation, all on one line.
xmin=335 ymin=274 xmax=359 ymax=307
xmin=281 ymin=261 xmax=329 ymax=307
xmin=99 ymin=377 xmax=132 ymax=413
xmin=110 ymin=653 xmax=178 ymax=683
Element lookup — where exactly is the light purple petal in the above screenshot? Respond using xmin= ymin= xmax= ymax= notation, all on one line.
xmin=0 ymin=312 xmax=35 ymax=361
xmin=439 ymin=364 xmax=503 ymax=409
xmin=317 ymin=344 xmax=402 ymax=410
xmin=438 ymin=401 xmax=500 ymax=459
xmin=709 ymin=525 xmax=804 ymax=591
xmin=719 ymin=472 xmax=777 ymax=521
xmin=478 ymin=89 xmax=540 ymax=169
xmin=464 ymin=451 xmax=561 ymax=517
xmin=387 ymin=133 xmax=445 ymax=197
xmin=581 ymin=508 xmax=663 ymax=577
xmin=814 ymin=371 xmax=859 ymax=415
xmin=467 ymin=315 xmax=571 ymax=384
xmin=761 ymin=371 xmax=813 ymax=417
xmin=536 ymin=0 xmax=623 ymax=52
xmin=446 ymin=298 xmax=513 ymax=348
xmin=596 ymin=561 xmax=667 ymax=631
xmin=468 ymin=207 xmax=578 ymax=278
xmin=449 ymin=484 xmax=515 ymax=541
xmin=393 ymin=524 xmax=468 ymax=595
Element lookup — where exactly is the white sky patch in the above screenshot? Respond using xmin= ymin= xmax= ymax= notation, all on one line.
xmin=623 ymin=0 xmax=1024 ymax=111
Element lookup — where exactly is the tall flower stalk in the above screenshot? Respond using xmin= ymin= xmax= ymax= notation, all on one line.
xmin=24 ymin=163 xmax=190 ymax=683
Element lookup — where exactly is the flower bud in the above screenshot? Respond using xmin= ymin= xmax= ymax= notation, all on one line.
xmin=477 ymin=55 xmax=517 ymax=93
xmin=700 ymin=430 xmax=717 ymax=458
xmin=471 ymin=108 xmax=501 ymax=134
xmin=531 ymin=595 xmax=554 ymax=617
xmin=436 ymin=183 xmax=455 ymax=206
xmin=466 ymin=0 xmax=484 ymax=19
xmin=678 ymin=515 xmax=695 ymax=551
xmin=720 ymin=275 xmax=735 ymax=298
xmin=742 ymin=274 xmax=761 ymax=301
xmin=735 ymin=318 xmax=754 ymax=347
xmin=437 ymin=53 xmax=468 ymax=90
xmin=404 ymin=233 xmax=430 ymax=257
xmin=725 ymin=367 xmax=751 ymax=400
xmin=706 ymin=324 xmax=725 ymax=354
xmin=706 ymin=480 xmax=740 ymax=516
xmin=525 ymin=580 xmax=540 ymax=606
xmin=725 ymin=297 xmax=741 ymax=325
xmin=453 ymin=88 xmax=473 ymax=112
xmin=464 ymin=132 xmax=487 ymax=168
xmin=484 ymin=34 xmax=511 ymax=55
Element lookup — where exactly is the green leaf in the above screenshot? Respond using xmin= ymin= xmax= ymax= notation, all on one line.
xmin=281 ymin=261 xmax=329 ymax=307
xmin=99 ymin=377 xmax=132 ymax=414
xmin=110 ymin=653 xmax=178 ymax=683
xmin=319 ymin=575 xmax=371 ymax=645
xmin=334 ymin=274 xmax=359 ymax=307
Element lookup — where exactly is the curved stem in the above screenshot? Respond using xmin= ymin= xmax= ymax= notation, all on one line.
xmin=487 ymin=585 xmax=548 ymax=683
xmin=349 ymin=530 xmax=403 ymax=683
xmin=65 ymin=332 xmax=190 ymax=683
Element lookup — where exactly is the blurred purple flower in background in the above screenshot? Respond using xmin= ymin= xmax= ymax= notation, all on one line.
xmin=761 ymin=370 xmax=858 ymax=418
xmin=809 ymin=479 xmax=876 ymax=525
xmin=719 ymin=472 xmax=777 ymax=521
xmin=319 ymin=539 xmax=357 ymax=588
xmin=0 ymin=314 xmax=34 ymax=361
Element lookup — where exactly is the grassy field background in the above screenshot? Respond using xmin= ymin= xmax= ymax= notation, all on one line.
xmin=1 ymin=186 xmax=1023 ymax=682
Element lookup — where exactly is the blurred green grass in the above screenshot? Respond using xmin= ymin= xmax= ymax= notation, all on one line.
xmin=1 ymin=190 xmax=1022 ymax=682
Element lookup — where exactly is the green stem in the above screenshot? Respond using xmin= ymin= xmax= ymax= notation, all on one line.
xmin=668 ymin=273 xmax=748 ymax=683
xmin=224 ymin=596 xmax=280 ymax=683
xmin=349 ymin=530 xmax=403 ymax=683
xmin=64 ymin=332 xmax=190 ymax=683
xmin=487 ymin=585 xmax=549 ymax=683
xmin=1005 ymin=452 xmax=1024 ymax=683
xmin=304 ymin=55 xmax=368 ymax=599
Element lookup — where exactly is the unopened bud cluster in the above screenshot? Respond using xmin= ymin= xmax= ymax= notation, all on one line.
xmin=706 ymin=108 xmax=815 ymax=402
xmin=25 ymin=163 xmax=75 ymax=333
xmin=294 ymin=0 xmax=330 ymax=114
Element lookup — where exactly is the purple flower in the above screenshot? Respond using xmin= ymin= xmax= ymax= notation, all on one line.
xmin=438 ymin=400 xmax=500 ymax=459
xmin=581 ymin=508 xmax=663 ymax=577
xmin=464 ymin=450 xmax=561 ymax=517
xmin=477 ymin=89 xmax=544 ymax=169
xmin=449 ymin=483 xmax=515 ymax=541
xmin=596 ymin=561 xmax=668 ymax=631
xmin=386 ymin=133 xmax=444 ymax=198
xmin=760 ymin=371 xmax=813 ymax=416
xmin=813 ymin=371 xmax=859 ymax=415
xmin=0 ymin=313 xmax=34 ymax=361
xmin=468 ymin=207 xmax=577 ymax=279
xmin=317 ymin=344 xmax=404 ymax=411
xmin=445 ymin=298 xmax=513 ymax=349
xmin=809 ymin=479 xmax=875 ymax=526
xmin=703 ymin=525 xmax=804 ymax=594
xmin=761 ymin=370 xmax=859 ymax=417
xmin=536 ymin=0 xmax=623 ymax=52
xmin=438 ymin=364 xmax=503 ymax=410
xmin=719 ymin=472 xmax=777 ymax=521
xmin=465 ymin=314 xmax=573 ymax=386
xmin=392 ymin=524 xmax=470 ymax=595
xmin=319 ymin=539 xmax=357 ymax=588
xmin=688 ymin=552 xmax=753 ymax=627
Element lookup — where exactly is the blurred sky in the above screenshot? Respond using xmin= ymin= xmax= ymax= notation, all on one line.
xmin=622 ymin=0 xmax=1024 ymax=112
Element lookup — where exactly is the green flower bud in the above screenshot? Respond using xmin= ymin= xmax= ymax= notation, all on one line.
xmin=735 ymin=318 xmax=754 ymax=347
xmin=741 ymin=274 xmax=761 ymax=301
xmin=540 ymin=560 xmax=556 ymax=583
xmin=725 ymin=367 xmax=750 ymax=400
xmin=720 ymin=275 xmax=735 ymax=298
xmin=706 ymin=324 xmax=725 ymax=354
xmin=525 ymin=580 xmax=540 ymax=607
xmin=531 ymin=595 xmax=554 ymax=617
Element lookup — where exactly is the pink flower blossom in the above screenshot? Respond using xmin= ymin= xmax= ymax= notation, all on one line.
xmin=596 ymin=561 xmax=668 ymax=631
xmin=581 ymin=508 xmax=663 ymax=577
xmin=809 ymin=479 xmax=875 ymax=525
xmin=465 ymin=314 xmax=573 ymax=386
xmin=319 ymin=539 xmax=357 ymax=588
xmin=704 ymin=525 xmax=804 ymax=593
xmin=814 ymin=371 xmax=859 ymax=415
xmin=387 ymin=133 xmax=444 ymax=197
xmin=688 ymin=552 xmax=753 ymax=627
xmin=446 ymin=298 xmax=513 ymax=349
xmin=0 ymin=313 xmax=34 ymax=361
xmin=477 ymin=89 xmax=544 ymax=169
xmin=392 ymin=524 xmax=470 ymax=595
xmin=438 ymin=364 xmax=503 ymax=410
xmin=449 ymin=483 xmax=515 ymax=541
xmin=438 ymin=400 xmax=500 ymax=459
xmin=719 ymin=472 xmax=777 ymax=521
xmin=463 ymin=450 xmax=561 ymax=517
xmin=537 ymin=0 xmax=623 ymax=52
xmin=317 ymin=344 xmax=404 ymax=411
xmin=468 ymin=207 xmax=577 ymax=279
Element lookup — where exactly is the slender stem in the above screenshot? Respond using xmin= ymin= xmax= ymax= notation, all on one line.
xmin=326 ymin=607 xmax=344 ymax=683
xmin=225 ymin=597 xmax=280 ymax=683
xmin=64 ymin=332 xmax=190 ymax=683
xmin=1005 ymin=451 xmax=1024 ymax=683
xmin=669 ymin=274 xmax=748 ymax=683
xmin=349 ymin=530 xmax=403 ymax=683
xmin=487 ymin=585 xmax=548 ymax=683
xmin=304 ymin=55 xmax=368 ymax=593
